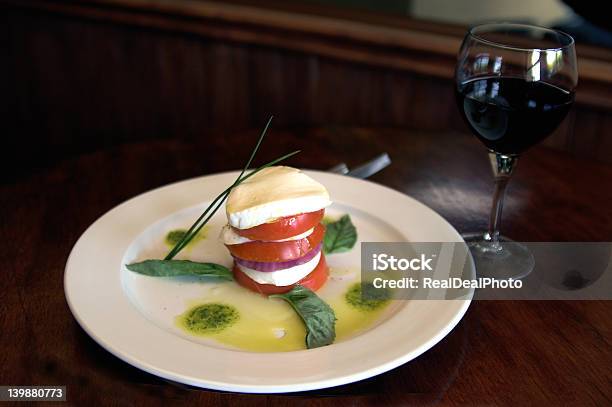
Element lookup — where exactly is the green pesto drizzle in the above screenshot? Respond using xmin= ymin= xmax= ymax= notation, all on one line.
xmin=345 ymin=282 xmax=390 ymax=312
xmin=179 ymin=303 xmax=239 ymax=334
xmin=165 ymin=227 xmax=209 ymax=247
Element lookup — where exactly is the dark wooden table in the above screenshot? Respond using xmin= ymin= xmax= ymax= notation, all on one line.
xmin=1 ymin=127 xmax=611 ymax=406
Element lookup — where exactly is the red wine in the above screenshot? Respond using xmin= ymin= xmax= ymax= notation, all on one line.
xmin=456 ymin=77 xmax=574 ymax=154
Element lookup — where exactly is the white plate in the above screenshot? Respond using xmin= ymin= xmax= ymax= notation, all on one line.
xmin=64 ymin=170 xmax=473 ymax=393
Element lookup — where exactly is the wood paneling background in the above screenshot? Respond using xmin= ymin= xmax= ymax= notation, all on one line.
xmin=2 ymin=2 xmax=612 ymax=182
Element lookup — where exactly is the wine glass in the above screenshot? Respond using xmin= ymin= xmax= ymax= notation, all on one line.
xmin=455 ymin=23 xmax=578 ymax=279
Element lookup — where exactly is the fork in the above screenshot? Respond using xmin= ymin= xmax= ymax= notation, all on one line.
xmin=328 ymin=153 xmax=391 ymax=179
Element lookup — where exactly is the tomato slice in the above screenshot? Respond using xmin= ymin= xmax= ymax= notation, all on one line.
xmin=233 ymin=253 xmax=329 ymax=295
xmin=233 ymin=209 xmax=325 ymax=241
xmin=226 ymin=223 xmax=325 ymax=262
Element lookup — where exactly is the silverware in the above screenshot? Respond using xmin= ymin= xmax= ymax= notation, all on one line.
xmin=328 ymin=163 xmax=349 ymax=175
xmin=347 ymin=153 xmax=391 ymax=179
xmin=328 ymin=153 xmax=391 ymax=179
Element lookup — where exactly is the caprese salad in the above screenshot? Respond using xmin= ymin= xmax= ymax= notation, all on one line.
xmin=126 ymin=119 xmax=359 ymax=349
xmin=221 ymin=166 xmax=331 ymax=295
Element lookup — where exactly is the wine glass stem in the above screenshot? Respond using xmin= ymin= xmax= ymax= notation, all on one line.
xmin=487 ymin=177 xmax=509 ymax=244
xmin=486 ymin=152 xmax=518 ymax=246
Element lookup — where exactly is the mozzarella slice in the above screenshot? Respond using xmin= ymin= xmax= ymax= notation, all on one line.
xmin=236 ymin=251 xmax=322 ymax=286
xmin=220 ymin=225 xmax=314 ymax=245
xmin=226 ymin=166 xmax=331 ymax=229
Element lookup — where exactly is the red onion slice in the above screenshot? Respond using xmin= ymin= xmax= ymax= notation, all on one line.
xmin=233 ymin=243 xmax=322 ymax=272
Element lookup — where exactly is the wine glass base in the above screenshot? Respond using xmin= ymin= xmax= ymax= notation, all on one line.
xmin=462 ymin=233 xmax=534 ymax=279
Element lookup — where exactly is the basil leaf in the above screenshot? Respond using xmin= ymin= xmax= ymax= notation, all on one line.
xmin=126 ymin=260 xmax=233 ymax=280
xmin=271 ymin=285 xmax=336 ymax=349
xmin=323 ymin=214 xmax=357 ymax=254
